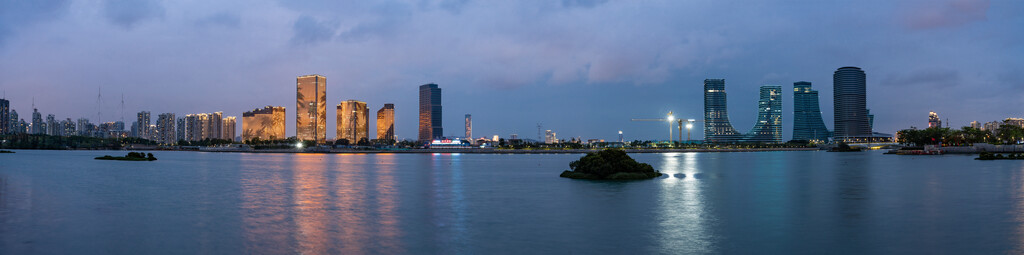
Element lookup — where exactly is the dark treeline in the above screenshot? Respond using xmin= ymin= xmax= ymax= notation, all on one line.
xmin=897 ymin=125 xmax=1024 ymax=146
xmin=0 ymin=134 xmax=156 ymax=150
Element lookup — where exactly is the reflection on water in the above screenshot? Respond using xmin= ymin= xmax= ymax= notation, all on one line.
xmin=657 ymin=153 xmax=715 ymax=253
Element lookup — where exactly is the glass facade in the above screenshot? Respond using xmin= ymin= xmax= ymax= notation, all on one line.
xmin=336 ymin=100 xmax=369 ymax=143
xmin=744 ymin=85 xmax=783 ymax=143
xmin=703 ymin=79 xmax=741 ymax=143
xmin=377 ymin=104 xmax=395 ymax=141
xmin=296 ymin=75 xmax=327 ymax=143
xmin=419 ymin=84 xmax=442 ymax=141
xmin=833 ymin=66 xmax=871 ymax=141
xmin=792 ymin=81 xmax=832 ymax=142
xmin=242 ymin=106 xmax=286 ymax=141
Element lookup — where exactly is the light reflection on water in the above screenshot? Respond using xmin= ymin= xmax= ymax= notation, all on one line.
xmin=3 ymin=150 xmax=1024 ymax=254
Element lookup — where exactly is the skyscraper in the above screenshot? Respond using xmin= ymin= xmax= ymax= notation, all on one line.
xmin=46 ymin=114 xmax=57 ymax=136
xmin=296 ymin=74 xmax=327 ymax=143
xmin=418 ymin=83 xmax=442 ymax=141
xmin=156 ymin=113 xmax=176 ymax=145
xmin=205 ymin=112 xmax=223 ymax=140
xmin=833 ymin=66 xmax=871 ymax=141
xmin=223 ymin=116 xmax=236 ymax=142
xmin=376 ymin=103 xmax=395 ymax=141
xmin=703 ymin=79 xmax=741 ymax=143
xmin=337 ymin=100 xmax=369 ymax=143
xmin=31 ymin=108 xmax=42 ymax=135
xmin=185 ymin=114 xmax=207 ymax=141
xmin=743 ymin=85 xmax=783 ymax=143
xmin=242 ymin=106 xmax=286 ymax=141
xmin=792 ymin=81 xmax=832 ymax=142
xmin=137 ymin=111 xmax=151 ymax=139
xmin=971 ymin=121 xmax=981 ymax=129
xmin=928 ymin=112 xmax=941 ymax=128
xmin=8 ymin=110 xmax=18 ymax=134
xmin=0 ymin=98 xmax=8 ymax=134
xmin=176 ymin=117 xmax=186 ymax=142
xmin=465 ymin=114 xmax=472 ymax=139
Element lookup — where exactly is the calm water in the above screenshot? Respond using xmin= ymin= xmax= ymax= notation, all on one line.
xmin=2 ymin=150 xmax=1024 ymax=254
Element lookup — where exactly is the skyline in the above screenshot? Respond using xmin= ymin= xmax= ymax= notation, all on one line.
xmin=1 ymin=0 xmax=1022 ymax=141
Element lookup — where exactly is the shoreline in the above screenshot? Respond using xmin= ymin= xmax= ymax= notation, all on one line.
xmin=2 ymin=147 xmax=824 ymax=154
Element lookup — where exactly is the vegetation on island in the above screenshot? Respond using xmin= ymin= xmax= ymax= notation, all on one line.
xmin=976 ymin=152 xmax=1024 ymax=160
xmin=0 ymin=150 xmax=14 ymax=153
xmin=95 ymin=152 xmax=157 ymax=161
xmin=897 ymin=125 xmax=1023 ymax=146
xmin=828 ymin=142 xmax=862 ymax=152
xmin=0 ymin=134 xmax=156 ymax=150
xmin=560 ymin=149 xmax=662 ymax=180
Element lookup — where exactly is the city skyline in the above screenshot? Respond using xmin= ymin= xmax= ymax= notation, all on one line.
xmin=0 ymin=1 xmax=1021 ymax=141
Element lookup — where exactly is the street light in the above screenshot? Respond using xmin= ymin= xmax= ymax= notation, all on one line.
xmin=667 ymin=112 xmax=675 ymax=144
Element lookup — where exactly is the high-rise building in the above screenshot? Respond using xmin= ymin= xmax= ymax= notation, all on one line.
xmin=465 ymin=114 xmax=472 ymax=139
xmin=296 ymin=74 xmax=327 ymax=143
xmin=58 ymin=118 xmax=75 ymax=136
xmin=156 ymin=113 xmax=176 ymax=145
xmin=792 ymin=81 xmax=832 ymax=142
xmin=743 ymin=85 xmax=783 ymax=143
xmin=970 ymin=121 xmax=981 ymax=130
xmin=185 ymin=114 xmax=208 ymax=141
xmin=9 ymin=110 xmax=18 ymax=134
xmin=545 ymin=130 xmax=557 ymax=144
xmin=928 ymin=112 xmax=942 ymax=128
xmin=833 ymin=66 xmax=872 ymax=141
xmin=376 ymin=103 xmax=395 ymax=141
xmin=137 ymin=111 xmax=151 ymax=139
xmin=337 ymin=100 xmax=369 ymax=143
xmin=418 ymin=83 xmax=442 ymax=141
xmin=242 ymin=106 xmax=286 ymax=141
xmin=31 ymin=108 xmax=42 ymax=134
xmin=222 ymin=116 xmax=236 ymax=142
xmin=1004 ymin=118 xmax=1024 ymax=128
xmin=46 ymin=114 xmax=57 ymax=136
xmin=0 ymin=98 xmax=8 ymax=134
xmin=76 ymin=118 xmax=92 ymax=136
xmin=703 ymin=79 xmax=741 ymax=143
xmin=176 ymin=117 xmax=186 ymax=142
xmin=983 ymin=121 xmax=1001 ymax=132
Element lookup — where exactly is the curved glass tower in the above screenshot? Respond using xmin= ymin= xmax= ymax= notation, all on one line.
xmin=833 ymin=67 xmax=871 ymax=141
xmin=703 ymin=79 xmax=741 ymax=143
xmin=744 ymin=85 xmax=783 ymax=143
xmin=792 ymin=81 xmax=831 ymax=142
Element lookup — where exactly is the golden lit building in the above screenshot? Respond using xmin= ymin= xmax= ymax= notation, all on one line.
xmin=222 ymin=116 xmax=237 ymax=141
xmin=296 ymin=75 xmax=327 ymax=143
xmin=337 ymin=100 xmax=369 ymax=143
xmin=242 ymin=106 xmax=286 ymax=141
xmin=377 ymin=104 xmax=395 ymax=141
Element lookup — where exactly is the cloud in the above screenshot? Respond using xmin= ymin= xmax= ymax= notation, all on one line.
xmin=904 ymin=0 xmax=990 ymax=30
xmin=290 ymin=15 xmax=337 ymax=46
xmin=102 ymin=0 xmax=165 ymax=29
xmin=195 ymin=12 xmax=241 ymax=28
xmin=881 ymin=69 xmax=960 ymax=89
xmin=0 ymin=0 xmax=69 ymax=47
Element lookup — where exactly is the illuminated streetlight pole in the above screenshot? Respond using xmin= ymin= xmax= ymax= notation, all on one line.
xmin=667 ymin=113 xmax=675 ymax=144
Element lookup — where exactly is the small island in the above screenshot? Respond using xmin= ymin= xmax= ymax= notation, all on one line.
xmin=95 ymin=152 xmax=158 ymax=161
xmin=828 ymin=142 xmax=863 ymax=152
xmin=976 ymin=152 xmax=1024 ymax=160
xmin=0 ymin=150 xmax=14 ymax=153
xmin=560 ymin=149 xmax=662 ymax=180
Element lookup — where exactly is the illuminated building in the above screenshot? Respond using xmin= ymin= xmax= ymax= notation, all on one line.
xmin=46 ymin=114 xmax=56 ymax=136
xmin=465 ymin=114 xmax=472 ymax=139
xmin=703 ymin=79 xmax=742 ymax=143
xmin=9 ymin=110 xmax=19 ymax=134
xmin=156 ymin=113 xmax=176 ymax=144
xmin=970 ymin=121 xmax=980 ymax=130
xmin=31 ymin=108 xmax=42 ymax=134
xmin=792 ymin=81 xmax=832 ymax=142
xmin=185 ymin=114 xmax=207 ymax=141
xmin=223 ymin=116 xmax=236 ymax=142
xmin=545 ymin=130 xmax=557 ymax=144
xmin=744 ymin=85 xmax=783 ymax=143
xmin=176 ymin=117 xmax=186 ymax=142
xmin=0 ymin=98 xmax=8 ymax=134
xmin=137 ymin=111 xmax=151 ymax=138
xmin=1005 ymin=118 xmax=1024 ymax=128
xmin=77 ymin=118 xmax=92 ymax=136
xmin=983 ymin=121 xmax=1001 ymax=132
xmin=205 ymin=112 xmax=223 ymax=140
xmin=928 ymin=112 xmax=942 ymax=128
xmin=833 ymin=66 xmax=872 ymax=141
xmin=376 ymin=103 xmax=395 ymax=140
xmin=418 ymin=83 xmax=442 ymax=141
xmin=337 ymin=100 xmax=369 ymax=143
xmin=296 ymin=74 xmax=327 ymax=143
xmin=242 ymin=106 xmax=286 ymax=141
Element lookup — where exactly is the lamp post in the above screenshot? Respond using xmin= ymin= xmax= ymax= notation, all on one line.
xmin=667 ymin=113 xmax=675 ymax=145
xmin=686 ymin=119 xmax=694 ymax=142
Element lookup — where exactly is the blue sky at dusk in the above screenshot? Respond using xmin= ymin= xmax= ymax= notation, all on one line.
xmin=1 ymin=0 xmax=1021 ymax=141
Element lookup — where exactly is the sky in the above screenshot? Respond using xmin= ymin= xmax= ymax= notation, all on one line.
xmin=1 ymin=0 xmax=1022 ymax=141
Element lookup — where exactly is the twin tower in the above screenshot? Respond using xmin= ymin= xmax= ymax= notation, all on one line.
xmin=703 ymin=66 xmax=872 ymax=143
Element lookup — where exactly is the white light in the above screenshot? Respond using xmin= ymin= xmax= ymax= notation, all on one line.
xmin=296 ymin=142 xmax=304 ymax=149
xmin=667 ymin=116 xmax=675 ymax=121
xmin=686 ymin=123 xmax=693 ymax=129
xmin=618 ymin=131 xmax=623 ymax=134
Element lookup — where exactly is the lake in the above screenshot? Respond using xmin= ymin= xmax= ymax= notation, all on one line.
xmin=1 ymin=150 xmax=1023 ymax=254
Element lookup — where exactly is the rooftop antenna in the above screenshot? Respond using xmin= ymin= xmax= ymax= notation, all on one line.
xmin=96 ymin=87 xmax=102 ymax=123
xmin=120 ymin=93 xmax=125 ymax=123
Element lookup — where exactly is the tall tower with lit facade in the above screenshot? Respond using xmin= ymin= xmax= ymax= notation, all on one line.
xmin=242 ymin=106 xmax=286 ymax=141
xmin=703 ymin=79 xmax=741 ymax=143
xmin=0 ymin=98 xmax=8 ymax=134
xmin=297 ymin=75 xmax=327 ymax=143
xmin=156 ymin=113 xmax=175 ymax=145
xmin=743 ymin=85 xmax=783 ymax=143
xmin=223 ymin=116 xmax=236 ymax=141
xmin=792 ymin=81 xmax=832 ymax=142
xmin=418 ymin=83 xmax=442 ymax=141
xmin=336 ymin=100 xmax=369 ymax=143
xmin=137 ymin=111 xmax=151 ymax=139
xmin=465 ymin=114 xmax=472 ymax=139
xmin=377 ymin=104 xmax=395 ymax=141
xmin=833 ymin=66 xmax=871 ymax=141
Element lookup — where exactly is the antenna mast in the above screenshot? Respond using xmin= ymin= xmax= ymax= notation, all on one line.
xmin=96 ymin=87 xmax=102 ymax=123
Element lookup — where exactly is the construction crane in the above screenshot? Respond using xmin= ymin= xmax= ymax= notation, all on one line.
xmin=632 ymin=112 xmax=702 ymax=143
xmin=631 ymin=111 xmax=676 ymax=142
